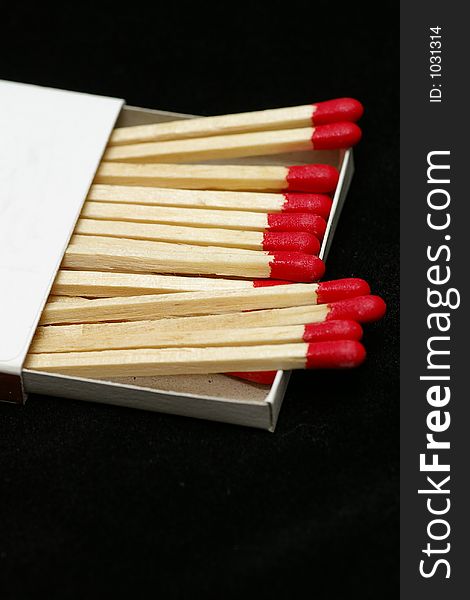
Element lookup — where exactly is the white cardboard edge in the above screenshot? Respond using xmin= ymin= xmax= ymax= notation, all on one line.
xmin=0 ymin=80 xmax=124 ymax=375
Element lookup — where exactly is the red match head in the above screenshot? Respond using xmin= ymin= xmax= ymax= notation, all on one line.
xmin=315 ymin=278 xmax=371 ymax=304
xmin=306 ymin=340 xmax=366 ymax=369
xmin=227 ymin=371 xmax=277 ymax=385
xmin=312 ymin=98 xmax=364 ymax=125
xmin=326 ymin=295 xmax=387 ymax=323
xmin=282 ymin=193 xmax=333 ymax=219
xmin=312 ymin=122 xmax=362 ymax=150
xmin=267 ymin=213 xmax=327 ymax=240
xmin=262 ymin=231 xmax=320 ymax=254
xmin=269 ymin=253 xmax=325 ymax=282
xmin=303 ymin=320 xmax=363 ymax=343
xmin=285 ymin=164 xmax=339 ymax=193
xmin=252 ymin=279 xmax=292 ymax=288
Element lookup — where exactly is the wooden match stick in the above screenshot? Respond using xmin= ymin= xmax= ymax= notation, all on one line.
xmin=51 ymin=270 xmax=303 ymax=298
xmin=109 ymin=99 xmax=364 ymax=146
xmin=32 ymin=296 xmax=385 ymax=354
xmin=24 ymin=340 xmax=367 ymax=378
xmin=51 ymin=270 xmax=276 ymax=297
xmin=39 ymin=279 xmax=369 ymax=326
xmin=62 ymin=242 xmax=325 ymax=282
xmin=52 ymin=271 xmax=367 ymax=301
xmin=30 ymin=319 xmax=362 ymax=354
xmin=47 ymin=295 xmax=90 ymax=304
xmin=103 ymin=123 xmax=362 ymax=164
xmin=88 ymin=185 xmax=333 ymax=219
xmin=70 ymin=234 xmax=276 ymax=257
xmin=94 ymin=162 xmax=339 ymax=193
xmin=52 ymin=271 xmax=368 ymax=299
xmin=81 ymin=202 xmax=327 ymax=238
xmin=74 ymin=220 xmax=321 ymax=254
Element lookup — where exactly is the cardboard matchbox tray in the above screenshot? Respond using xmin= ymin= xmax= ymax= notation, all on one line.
xmin=0 ymin=81 xmax=354 ymax=431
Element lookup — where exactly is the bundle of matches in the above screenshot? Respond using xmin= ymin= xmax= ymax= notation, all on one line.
xmin=25 ymin=97 xmax=380 ymax=382
xmin=27 ymin=284 xmax=386 ymax=377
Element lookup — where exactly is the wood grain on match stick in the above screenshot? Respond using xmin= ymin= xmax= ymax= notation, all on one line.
xmin=32 ymin=305 xmax=328 ymax=353
xmin=109 ymin=105 xmax=316 ymax=145
xmin=74 ymin=219 xmax=320 ymax=254
xmin=104 ymin=123 xmax=360 ymax=163
xmin=52 ymin=271 xmax=256 ymax=297
xmin=33 ymin=294 xmax=381 ymax=353
xmin=47 ymin=296 xmax=93 ymax=304
xmin=25 ymin=343 xmax=308 ymax=378
xmin=70 ymin=234 xmax=265 ymax=257
xmin=25 ymin=343 xmax=313 ymax=377
xmin=33 ymin=296 xmax=382 ymax=354
xmin=80 ymin=203 xmax=326 ymax=238
xmin=39 ymin=284 xmax=324 ymax=325
xmin=30 ymin=323 xmax=313 ymax=354
xmin=62 ymin=241 xmax=324 ymax=282
xmin=61 ymin=245 xmax=263 ymax=277
xmin=87 ymin=185 xmax=333 ymax=219
xmin=30 ymin=319 xmax=362 ymax=354
xmin=25 ymin=339 xmax=366 ymax=377
xmin=103 ymin=127 xmax=316 ymax=163
xmin=82 ymin=203 xmax=281 ymax=230
xmin=94 ymin=163 xmax=339 ymax=193
xmin=54 ymin=270 xmax=368 ymax=300
xmin=109 ymin=99 xmax=363 ymax=146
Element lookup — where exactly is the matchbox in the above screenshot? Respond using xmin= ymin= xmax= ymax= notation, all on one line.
xmin=0 ymin=81 xmax=354 ymax=430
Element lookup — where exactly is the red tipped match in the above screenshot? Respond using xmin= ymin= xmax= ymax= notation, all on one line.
xmin=326 ymin=295 xmax=387 ymax=323
xmin=228 ymin=371 xmax=277 ymax=385
xmin=282 ymin=193 xmax=332 ymax=219
xmin=316 ymin=278 xmax=371 ymax=303
xmin=303 ymin=320 xmax=363 ymax=343
xmin=269 ymin=253 xmax=325 ymax=283
xmin=312 ymin=98 xmax=364 ymax=125
xmin=267 ymin=213 xmax=327 ymax=240
xmin=285 ymin=164 xmax=339 ymax=193
xmin=312 ymin=122 xmax=362 ymax=150
xmin=306 ymin=340 xmax=366 ymax=369
xmin=262 ymin=232 xmax=320 ymax=254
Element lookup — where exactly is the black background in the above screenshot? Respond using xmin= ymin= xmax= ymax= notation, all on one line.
xmin=0 ymin=3 xmax=399 ymax=598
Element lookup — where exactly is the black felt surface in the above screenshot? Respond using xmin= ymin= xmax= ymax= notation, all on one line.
xmin=0 ymin=3 xmax=399 ymax=598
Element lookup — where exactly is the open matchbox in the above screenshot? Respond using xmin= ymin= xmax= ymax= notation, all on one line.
xmin=0 ymin=80 xmax=354 ymax=431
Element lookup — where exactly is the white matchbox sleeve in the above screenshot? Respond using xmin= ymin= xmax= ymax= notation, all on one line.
xmin=0 ymin=80 xmax=123 ymax=398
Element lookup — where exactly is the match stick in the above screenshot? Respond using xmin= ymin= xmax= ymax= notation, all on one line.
xmin=75 ymin=220 xmax=321 ymax=254
xmin=81 ymin=203 xmax=327 ymax=238
xmin=69 ymin=233 xmax=287 ymax=258
xmin=30 ymin=319 xmax=362 ymax=354
xmin=51 ymin=270 xmax=296 ymax=297
xmin=94 ymin=163 xmax=339 ymax=193
xmin=103 ymin=123 xmax=362 ymax=163
xmin=32 ymin=296 xmax=385 ymax=354
xmin=39 ymin=279 xmax=369 ymax=326
xmin=24 ymin=340 xmax=367 ymax=378
xmin=57 ymin=269 xmax=377 ymax=301
xmin=46 ymin=296 xmax=95 ymax=305
xmin=87 ymin=185 xmax=333 ymax=219
xmin=109 ymin=99 xmax=364 ymax=146
xmin=52 ymin=271 xmax=365 ymax=298
xmin=62 ymin=241 xmax=326 ymax=282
